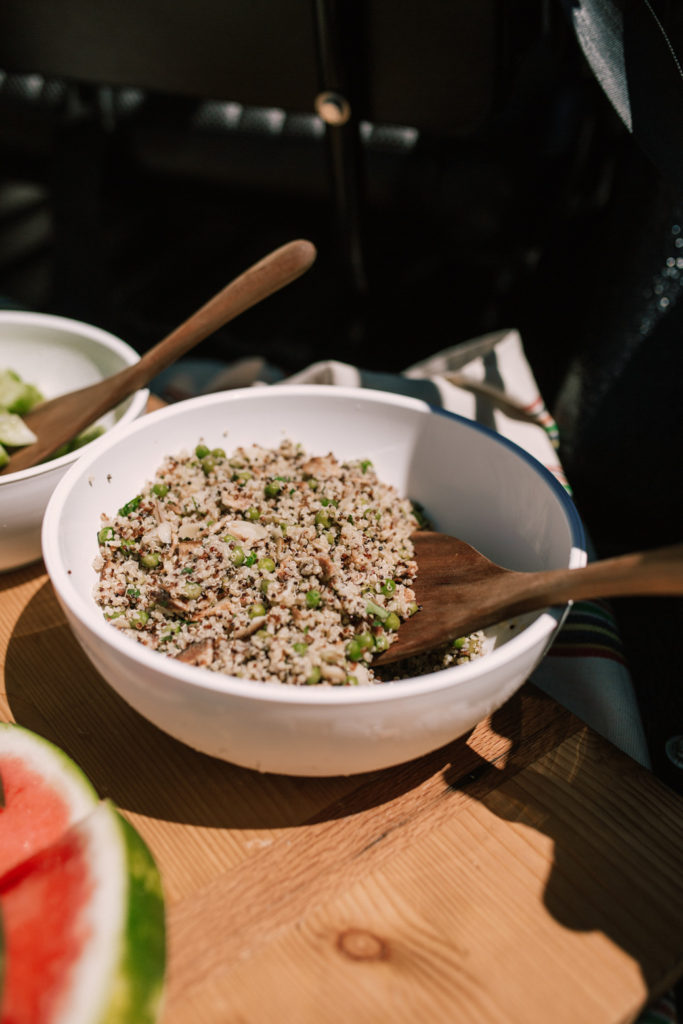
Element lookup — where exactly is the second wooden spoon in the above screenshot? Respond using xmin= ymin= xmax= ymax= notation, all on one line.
xmin=1 ymin=238 xmax=316 ymax=475
xmin=374 ymin=532 xmax=683 ymax=665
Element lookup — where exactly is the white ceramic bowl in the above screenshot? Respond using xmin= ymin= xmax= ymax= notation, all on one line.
xmin=0 ymin=311 xmax=149 ymax=572
xmin=42 ymin=386 xmax=585 ymax=776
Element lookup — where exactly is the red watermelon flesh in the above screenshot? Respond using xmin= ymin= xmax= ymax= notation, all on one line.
xmin=0 ymin=725 xmax=99 ymax=879
xmin=0 ymin=822 xmax=93 ymax=1024
xmin=0 ymin=755 xmax=74 ymax=876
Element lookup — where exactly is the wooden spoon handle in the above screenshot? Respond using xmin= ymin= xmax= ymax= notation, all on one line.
xmin=118 ymin=239 xmax=316 ymax=392
xmin=510 ymin=543 xmax=683 ymax=610
xmin=2 ymin=240 xmax=316 ymax=475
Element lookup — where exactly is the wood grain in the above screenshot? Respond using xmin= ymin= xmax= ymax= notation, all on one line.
xmin=1 ymin=558 xmax=683 ymax=1024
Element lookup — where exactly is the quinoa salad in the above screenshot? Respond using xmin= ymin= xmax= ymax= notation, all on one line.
xmin=93 ymin=439 xmax=482 ymax=685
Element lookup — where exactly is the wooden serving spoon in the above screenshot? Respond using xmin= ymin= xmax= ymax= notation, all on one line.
xmin=374 ymin=532 xmax=683 ymax=665
xmin=1 ymin=238 xmax=317 ymax=475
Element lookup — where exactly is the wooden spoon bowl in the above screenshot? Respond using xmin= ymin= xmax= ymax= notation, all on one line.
xmin=374 ymin=532 xmax=683 ymax=665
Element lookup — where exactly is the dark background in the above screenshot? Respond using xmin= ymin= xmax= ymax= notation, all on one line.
xmin=0 ymin=1 xmax=680 ymax=794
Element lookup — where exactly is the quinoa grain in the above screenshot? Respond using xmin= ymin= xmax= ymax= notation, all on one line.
xmin=94 ymin=440 xmax=482 ymax=684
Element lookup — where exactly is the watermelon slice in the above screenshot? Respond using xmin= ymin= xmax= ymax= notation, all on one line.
xmin=0 ymin=723 xmax=100 ymax=877
xmin=0 ymin=724 xmax=166 ymax=1024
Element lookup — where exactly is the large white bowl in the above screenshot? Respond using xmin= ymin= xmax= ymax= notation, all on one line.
xmin=42 ymin=386 xmax=585 ymax=776
xmin=0 ymin=311 xmax=149 ymax=572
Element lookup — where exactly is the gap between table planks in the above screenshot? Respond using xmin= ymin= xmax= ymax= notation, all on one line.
xmin=2 ymin=528 xmax=683 ymax=1023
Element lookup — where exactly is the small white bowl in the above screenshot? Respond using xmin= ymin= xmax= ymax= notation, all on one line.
xmin=42 ymin=386 xmax=585 ymax=776
xmin=0 ymin=311 xmax=149 ymax=572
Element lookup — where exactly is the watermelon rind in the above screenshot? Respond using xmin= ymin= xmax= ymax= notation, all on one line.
xmin=102 ymin=803 xmax=166 ymax=1024
xmin=63 ymin=799 xmax=165 ymax=1024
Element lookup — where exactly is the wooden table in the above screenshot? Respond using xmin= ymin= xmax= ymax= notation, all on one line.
xmin=2 ymin=559 xmax=683 ymax=1024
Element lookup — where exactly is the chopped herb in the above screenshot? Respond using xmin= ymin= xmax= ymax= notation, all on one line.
xmin=118 ymin=495 xmax=142 ymax=517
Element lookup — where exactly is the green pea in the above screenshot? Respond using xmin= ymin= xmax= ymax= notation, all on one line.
xmin=195 ymin=444 xmax=210 ymax=459
xmin=129 ymin=609 xmax=149 ymax=629
xmin=231 ymin=546 xmax=245 ymax=567
xmin=245 ymin=507 xmax=261 ymax=521
xmin=385 ymin=612 xmax=401 ymax=632
xmin=211 ymin=447 xmax=226 ymax=458
xmin=306 ymin=666 xmax=322 ymax=685
xmin=97 ymin=526 xmax=114 ymax=543
xmin=373 ymin=634 xmax=389 ymax=652
xmin=201 ymin=455 xmax=217 ymax=475
xmin=381 ymin=579 xmax=397 ymax=596
xmin=315 ymin=510 xmax=331 ymax=528
xmin=307 ymin=478 xmax=318 ymax=491
xmin=258 ymin=556 xmax=275 ymax=572
xmin=259 ymin=580 xmax=269 ymax=595
xmin=306 ymin=589 xmax=321 ymax=609
xmin=452 ymin=636 xmax=467 ymax=649
xmin=345 ymin=638 xmax=363 ymax=661
xmin=234 ymin=470 xmax=253 ymax=484
xmin=140 ymin=552 xmax=161 ymax=569
xmin=152 ymin=482 xmax=169 ymax=497
xmin=357 ymin=631 xmax=374 ymax=650
xmin=346 ymin=674 xmax=359 ymax=685
xmin=292 ymin=642 xmax=308 ymax=655
xmin=245 ymin=552 xmax=257 ymax=567
xmin=264 ymin=480 xmax=282 ymax=499
xmin=408 ymin=601 xmax=419 ymax=616
xmin=183 ymin=582 xmax=202 ymax=600
xmin=248 ymin=602 xmax=266 ymax=619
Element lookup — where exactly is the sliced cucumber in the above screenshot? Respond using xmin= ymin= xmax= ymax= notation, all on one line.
xmin=0 ymin=369 xmax=43 ymax=415
xmin=0 ymin=409 xmax=37 ymax=447
xmin=11 ymin=382 xmax=43 ymax=415
xmin=52 ymin=424 xmax=105 ymax=459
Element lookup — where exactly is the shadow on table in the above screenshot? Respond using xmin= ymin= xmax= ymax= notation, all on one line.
xmin=440 ymin=700 xmax=683 ymax=1006
xmin=4 ymin=577 xmax=447 ymax=829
